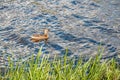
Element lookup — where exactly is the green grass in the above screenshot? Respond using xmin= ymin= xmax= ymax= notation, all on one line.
xmin=0 ymin=48 xmax=120 ymax=80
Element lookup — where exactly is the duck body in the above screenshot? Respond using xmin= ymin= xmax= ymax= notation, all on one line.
xmin=30 ymin=29 xmax=49 ymax=43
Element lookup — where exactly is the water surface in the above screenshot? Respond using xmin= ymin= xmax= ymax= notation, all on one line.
xmin=0 ymin=0 xmax=120 ymax=66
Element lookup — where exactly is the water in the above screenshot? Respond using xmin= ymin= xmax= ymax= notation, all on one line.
xmin=0 ymin=0 xmax=120 ymax=66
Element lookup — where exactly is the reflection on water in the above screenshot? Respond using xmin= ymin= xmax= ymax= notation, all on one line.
xmin=0 ymin=0 xmax=120 ymax=66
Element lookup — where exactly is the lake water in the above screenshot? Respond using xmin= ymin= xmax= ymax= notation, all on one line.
xmin=0 ymin=0 xmax=120 ymax=66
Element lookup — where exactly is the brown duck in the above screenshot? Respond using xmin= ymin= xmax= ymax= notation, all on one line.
xmin=30 ymin=29 xmax=49 ymax=43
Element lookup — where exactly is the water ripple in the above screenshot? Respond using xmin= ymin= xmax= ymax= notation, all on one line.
xmin=0 ymin=0 xmax=119 ymax=66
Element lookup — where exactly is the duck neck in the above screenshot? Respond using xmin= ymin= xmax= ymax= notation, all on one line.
xmin=44 ymin=30 xmax=48 ymax=37
xmin=44 ymin=34 xmax=48 ymax=37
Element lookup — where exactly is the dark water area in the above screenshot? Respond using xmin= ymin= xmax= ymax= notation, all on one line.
xmin=0 ymin=0 xmax=120 ymax=66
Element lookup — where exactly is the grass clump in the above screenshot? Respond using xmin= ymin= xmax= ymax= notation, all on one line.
xmin=0 ymin=48 xmax=120 ymax=80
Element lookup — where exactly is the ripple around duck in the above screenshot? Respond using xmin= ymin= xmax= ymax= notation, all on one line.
xmin=74 ymin=37 xmax=105 ymax=45
xmin=0 ymin=31 xmax=11 ymax=37
xmin=46 ymin=16 xmax=58 ymax=22
xmin=47 ymin=42 xmax=73 ymax=56
xmin=72 ymin=14 xmax=88 ymax=20
xmin=56 ymin=32 xmax=76 ymax=41
xmin=71 ymin=1 xmax=81 ymax=5
xmin=31 ymin=14 xmax=44 ymax=20
xmin=90 ymin=2 xmax=100 ymax=7
xmin=0 ymin=6 xmax=8 ymax=10
xmin=0 ymin=27 xmax=14 ymax=31
xmin=48 ymin=42 xmax=63 ymax=50
xmin=83 ymin=21 xmax=94 ymax=27
xmin=92 ymin=26 xmax=119 ymax=34
xmin=7 ymin=33 xmax=19 ymax=41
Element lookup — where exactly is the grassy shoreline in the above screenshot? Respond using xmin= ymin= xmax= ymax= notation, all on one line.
xmin=0 ymin=49 xmax=120 ymax=80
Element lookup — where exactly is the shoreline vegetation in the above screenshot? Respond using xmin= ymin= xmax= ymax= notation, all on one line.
xmin=0 ymin=48 xmax=120 ymax=80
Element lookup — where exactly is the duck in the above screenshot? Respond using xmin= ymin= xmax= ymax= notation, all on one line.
xmin=30 ymin=29 xmax=49 ymax=44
